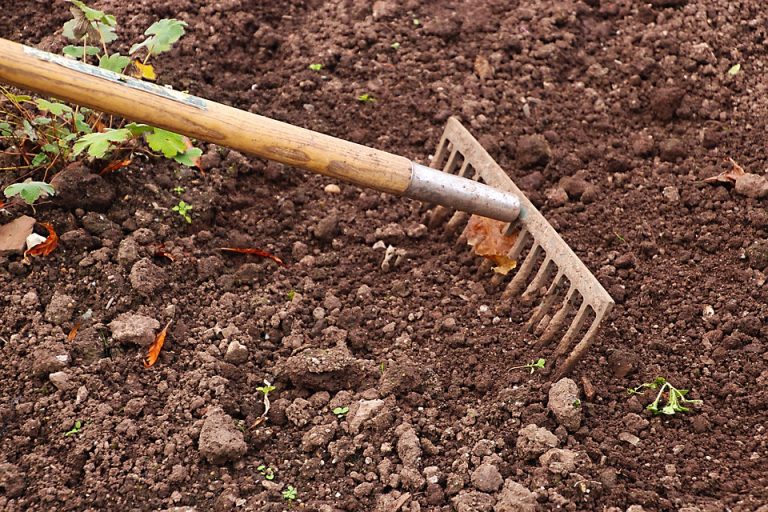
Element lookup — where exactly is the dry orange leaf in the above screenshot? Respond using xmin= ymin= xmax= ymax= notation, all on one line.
xmin=219 ymin=247 xmax=286 ymax=267
xmin=465 ymin=215 xmax=518 ymax=275
xmin=133 ymin=61 xmax=157 ymax=81
xmin=23 ymin=222 xmax=59 ymax=262
xmin=67 ymin=323 xmax=81 ymax=342
xmin=144 ymin=320 xmax=172 ymax=368
xmin=704 ymin=157 xmax=745 ymax=184
xmin=100 ymin=159 xmax=132 ymax=176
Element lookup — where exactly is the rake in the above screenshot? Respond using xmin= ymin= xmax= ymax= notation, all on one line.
xmin=0 ymin=38 xmax=613 ymax=377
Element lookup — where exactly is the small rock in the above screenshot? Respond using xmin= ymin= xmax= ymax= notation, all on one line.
xmin=374 ymin=223 xmax=406 ymax=244
xmin=313 ymin=213 xmax=339 ymax=241
xmin=324 ymin=184 xmax=341 ymax=194
xmin=301 ymin=423 xmax=337 ymax=452
xmin=400 ymin=466 xmax=426 ymax=491
xmin=659 ymin=138 xmax=687 ymax=162
xmin=630 ymin=133 xmax=655 ymax=157
xmin=406 ymin=224 xmax=428 ymax=239
xmin=0 ymin=216 xmax=36 ymax=256
xmin=471 ymin=463 xmax=503 ymax=492
xmin=49 ymin=371 xmax=74 ymax=391
xmin=546 ymin=187 xmax=568 ymax=207
xmin=516 ymin=134 xmax=551 ymax=169
xmin=474 ymin=56 xmax=494 ymax=80
xmin=31 ymin=349 xmax=68 ymax=376
xmin=0 ymin=462 xmax=26 ymax=498
xmin=547 ymin=378 xmax=582 ymax=431
xmin=747 ymin=240 xmax=768 ymax=270
xmin=397 ymin=425 xmax=422 ymax=467
xmin=608 ymin=349 xmax=639 ymax=378
xmin=516 ymin=424 xmax=558 ymax=460
xmin=348 ymin=398 xmax=385 ymax=434
xmin=539 ymin=448 xmax=579 ymax=474
xmin=662 ymin=186 xmax=680 ymax=202
xmin=494 ymin=479 xmax=536 ymax=512
xmin=735 ymin=173 xmax=768 ymax=199
xmin=560 ymin=176 xmax=590 ymax=199
xmin=50 ymin=163 xmax=115 ymax=211
xmin=649 ymin=87 xmax=685 ymax=121
xmin=614 ymin=252 xmax=637 ymax=269
xmin=198 ymin=407 xmax=247 ymax=465
xmin=45 ymin=291 xmax=76 ymax=325
xmin=452 ymin=490 xmax=495 ymax=512
xmin=223 ymin=340 xmax=248 ymax=365
xmin=129 ymin=258 xmax=166 ymax=295
xmin=618 ymin=432 xmax=641 ymax=446
xmin=109 ymin=313 xmax=160 ymax=346
xmin=622 ymin=412 xmax=650 ymax=434
xmin=117 ymin=238 xmax=141 ymax=267
xmin=279 ymin=346 xmax=376 ymax=392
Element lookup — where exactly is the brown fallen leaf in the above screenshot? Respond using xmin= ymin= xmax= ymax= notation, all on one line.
xmin=144 ymin=320 xmax=172 ymax=368
xmin=464 ymin=215 xmax=518 ymax=275
xmin=100 ymin=159 xmax=132 ymax=176
xmin=704 ymin=157 xmax=745 ymax=184
xmin=219 ymin=247 xmax=286 ymax=267
xmin=132 ymin=61 xmax=157 ymax=81
xmin=153 ymin=244 xmax=176 ymax=262
xmin=67 ymin=323 xmax=81 ymax=342
xmin=23 ymin=222 xmax=59 ymax=262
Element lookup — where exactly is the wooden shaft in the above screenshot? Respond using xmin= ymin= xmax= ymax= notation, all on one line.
xmin=0 ymin=38 xmax=413 ymax=194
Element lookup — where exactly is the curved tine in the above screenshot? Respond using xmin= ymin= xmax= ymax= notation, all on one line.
xmin=504 ymin=243 xmax=541 ymax=298
xmin=433 ymin=137 xmax=450 ymax=168
xmin=553 ymin=312 xmax=604 ymax=379
xmin=551 ymin=302 xmax=590 ymax=360
xmin=507 ymin=227 xmax=529 ymax=261
xmin=446 ymin=210 xmax=470 ymax=236
xmin=539 ymin=285 xmax=575 ymax=344
xmin=526 ymin=269 xmax=564 ymax=333
xmin=521 ymin=257 xmax=553 ymax=300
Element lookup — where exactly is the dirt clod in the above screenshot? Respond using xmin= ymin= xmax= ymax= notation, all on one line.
xmin=548 ymin=378 xmax=582 ymax=431
xmin=109 ymin=313 xmax=160 ymax=346
xmin=49 ymin=163 xmax=115 ymax=211
xmin=516 ymin=424 xmax=558 ymax=460
xmin=198 ymin=407 xmax=247 ymax=465
xmin=471 ymin=463 xmax=503 ymax=493
xmin=44 ymin=291 xmax=76 ymax=325
xmin=494 ymin=479 xmax=536 ymax=512
xmin=516 ymin=134 xmax=551 ymax=169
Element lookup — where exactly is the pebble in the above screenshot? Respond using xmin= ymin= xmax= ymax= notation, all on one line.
xmin=49 ymin=371 xmax=74 ymax=391
xmin=494 ymin=479 xmax=536 ymax=512
xmin=618 ymin=432 xmax=641 ymax=446
xmin=547 ymin=378 xmax=582 ymax=431
xmin=44 ymin=291 xmax=76 ymax=325
xmin=224 ymin=340 xmax=248 ymax=365
xmin=109 ymin=313 xmax=160 ymax=346
xmin=662 ymin=186 xmax=680 ymax=202
xmin=539 ymin=448 xmax=579 ymax=474
xmin=470 ymin=463 xmax=503 ymax=492
xmin=324 ymin=184 xmax=341 ymax=194
xmin=0 ymin=216 xmax=35 ymax=256
xmin=516 ymin=424 xmax=558 ymax=460
xmin=735 ymin=173 xmax=768 ymax=199
xmin=313 ymin=213 xmax=339 ymax=241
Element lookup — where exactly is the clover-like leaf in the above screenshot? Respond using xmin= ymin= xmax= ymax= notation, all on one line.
xmin=73 ymin=128 xmax=132 ymax=158
xmin=36 ymin=99 xmax=73 ymax=116
xmin=4 ymin=181 xmax=56 ymax=205
xmin=98 ymin=53 xmax=131 ymax=73
xmin=62 ymin=45 xmax=101 ymax=59
xmin=145 ymin=127 xmax=186 ymax=158
xmin=130 ymin=19 xmax=187 ymax=57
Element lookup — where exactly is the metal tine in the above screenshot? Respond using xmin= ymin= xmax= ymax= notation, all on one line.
xmin=539 ymin=285 xmax=575 ymax=344
xmin=526 ymin=269 xmax=564 ymax=333
xmin=504 ymin=243 xmax=541 ymax=298
xmin=521 ymin=257 xmax=553 ymax=300
xmin=551 ymin=301 xmax=590 ymax=360
xmin=554 ymin=311 xmax=606 ymax=379
xmin=490 ymin=225 xmax=528 ymax=287
xmin=429 ymin=149 xmax=464 ymax=227
xmin=444 ymin=161 xmax=474 ymax=235
xmin=432 ymin=136 xmax=450 ymax=168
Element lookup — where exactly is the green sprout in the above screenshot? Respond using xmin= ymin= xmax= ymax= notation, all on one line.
xmin=287 ymin=290 xmax=296 ymax=301
xmin=357 ymin=93 xmax=376 ymax=103
xmin=333 ymin=406 xmax=349 ymax=418
xmin=627 ymin=377 xmax=703 ymax=416
xmin=572 ymin=399 xmax=581 ymax=408
xmin=727 ymin=63 xmax=741 ymax=76
xmin=390 ymin=42 xmax=401 ymax=50
xmin=413 ymin=18 xmax=421 ymax=26
xmin=308 ymin=63 xmax=323 ymax=71
xmin=172 ymin=200 xmax=192 ymax=223
xmin=511 ymin=358 xmax=546 ymax=374
xmin=257 ymin=464 xmax=275 ymax=481
xmin=282 ymin=485 xmax=297 ymax=503
xmin=64 ymin=420 xmax=83 ymax=437
xmin=172 ymin=186 xmax=185 ymax=195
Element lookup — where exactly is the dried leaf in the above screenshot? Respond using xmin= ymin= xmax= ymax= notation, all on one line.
xmin=132 ymin=61 xmax=157 ymax=81
xmin=23 ymin=222 xmax=59 ymax=262
xmin=704 ymin=157 xmax=745 ymax=184
xmin=219 ymin=247 xmax=286 ymax=267
xmin=67 ymin=323 xmax=81 ymax=342
xmin=464 ymin=215 xmax=518 ymax=275
xmin=100 ymin=159 xmax=132 ymax=175
xmin=144 ymin=320 xmax=171 ymax=368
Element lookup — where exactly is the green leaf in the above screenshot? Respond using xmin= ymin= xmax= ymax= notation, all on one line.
xmin=95 ymin=22 xmax=118 ymax=44
xmin=145 ymin=128 xmax=186 ymax=158
xmin=0 ymin=122 xmax=11 ymax=137
xmin=4 ymin=181 xmax=56 ymax=205
xmin=173 ymin=147 xmax=202 ymax=167
xmin=727 ymin=63 xmax=741 ymax=76
xmin=42 ymin=143 xmax=60 ymax=155
xmin=391 ymin=42 xmax=401 ymax=50
xmin=73 ymin=128 xmax=131 ymax=158
xmin=124 ymin=122 xmax=154 ymax=136
xmin=36 ymin=99 xmax=73 ymax=116
xmin=130 ymin=19 xmax=187 ymax=56
xmin=74 ymin=112 xmax=91 ymax=134
xmin=62 ymin=45 xmax=101 ymax=58
xmin=308 ymin=63 xmax=323 ymax=71
xmin=98 ymin=53 xmax=131 ymax=73
xmin=31 ymin=153 xmax=49 ymax=167
xmin=22 ymin=119 xmax=37 ymax=141
xmin=69 ymin=0 xmax=112 ymax=23
xmin=32 ymin=117 xmax=52 ymax=126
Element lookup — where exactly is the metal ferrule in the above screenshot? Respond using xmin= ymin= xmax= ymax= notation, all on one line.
xmin=405 ymin=163 xmax=521 ymax=223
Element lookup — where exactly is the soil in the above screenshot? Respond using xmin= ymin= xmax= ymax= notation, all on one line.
xmin=2 ymin=0 xmax=768 ymax=511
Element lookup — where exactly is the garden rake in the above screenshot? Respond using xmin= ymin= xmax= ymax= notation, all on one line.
xmin=0 ymin=38 xmax=613 ymax=377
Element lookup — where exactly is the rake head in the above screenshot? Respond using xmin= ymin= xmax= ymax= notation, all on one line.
xmin=427 ymin=118 xmax=614 ymax=379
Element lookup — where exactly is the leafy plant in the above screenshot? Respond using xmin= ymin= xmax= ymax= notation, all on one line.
xmin=4 ymin=181 xmax=55 ymax=205
xmin=308 ymin=63 xmax=323 ymax=71
xmin=390 ymin=42 xmax=401 ymax=50
xmin=257 ymin=465 xmax=275 ymax=481
xmin=511 ymin=358 xmax=546 ymax=374
xmin=282 ymin=485 xmax=297 ymax=503
xmin=627 ymin=377 xmax=703 ymax=416
xmin=172 ymin=186 xmax=185 ymax=195
xmin=172 ymin=200 xmax=193 ymax=223
xmin=357 ymin=93 xmax=376 ymax=103
xmin=333 ymin=406 xmax=349 ymax=418
xmin=251 ymin=381 xmax=277 ymax=428
xmin=287 ymin=289 xmax=296 ymax=301
xmin=64 ymin=420 xmax=83 ymax=436
xmin=727 ymin=63 xmax=741 ymax=76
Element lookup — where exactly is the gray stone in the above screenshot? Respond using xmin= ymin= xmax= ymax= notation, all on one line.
xmin=198 ymin=407 xmax=247 ymax=465
xmin=516 ymin=424 xmax=558 ymax=460
xmin=0 ymin=216 xmax=35 ymax=256
xmin=539 ymin=448 xmax=579 ymax=474
xmin=109 ymin=313 xmax=160 ymax=346
xmin=547 ymin=378 xmax=582 ymax=431
xmin=471 ymin=463 xmax=503 ymax=492
xmin=452 ymin=490 xmax=495 ymax=512
xmin=397 ymin=425 xmax=422 ymax=467
xmin=223 ymin=340 xmax=248 ymax=364
xmin=45 ymin=291 xmax=76 ymax=325
xmin=49 ymin=371 xmax=74 ymax=391
xmin=494 ymin=479 xmax=536 ymax=512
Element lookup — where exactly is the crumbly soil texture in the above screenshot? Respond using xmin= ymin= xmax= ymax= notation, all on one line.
xmin=2 ymin=1 xmax=768 ymax=511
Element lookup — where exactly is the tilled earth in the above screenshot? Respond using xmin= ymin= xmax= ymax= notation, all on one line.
xmin=2 ymin=0 xmax=768 ymax=511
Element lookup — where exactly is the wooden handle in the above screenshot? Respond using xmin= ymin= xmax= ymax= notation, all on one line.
xmin=0 ymin=38 xmax=413 ymax=194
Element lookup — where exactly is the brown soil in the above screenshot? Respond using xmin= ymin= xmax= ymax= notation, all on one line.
xmin=2 ymin=1 xmax=768 ymax=511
